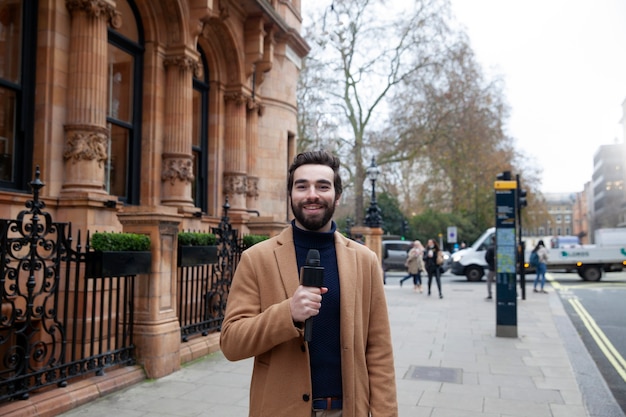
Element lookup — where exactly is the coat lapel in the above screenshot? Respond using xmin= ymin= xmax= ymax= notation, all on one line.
xmin=273 ymin=227 xmax=300 ymax=298
xmin=336 ymin=235 xmax=357 ymax=345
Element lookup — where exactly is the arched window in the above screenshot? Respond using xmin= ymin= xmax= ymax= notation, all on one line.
xmin=106 ymin=0 xmax=143 ymax=204
xmin=192 ymin=46 xmax=209 ymax=212
xmin=0 ymin=0 xmax=36 ymax=190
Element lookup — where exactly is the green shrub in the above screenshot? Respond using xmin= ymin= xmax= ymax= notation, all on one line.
xmin=178 ymin=231 xmax=216 ymax=246
xmin=243 ymin=234 xmax=269 ymax=249
xmin=90 ymin=232 xmax=151 ymax=252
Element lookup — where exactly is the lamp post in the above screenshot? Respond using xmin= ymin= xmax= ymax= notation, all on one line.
xmin=345 ymin=217 xmax=354 ymax=239
xmin=364 ymin=156 xmax=382 ymax=228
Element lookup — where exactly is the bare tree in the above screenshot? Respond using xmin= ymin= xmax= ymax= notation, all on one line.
xmin=299 ymin=0 xmax=545 ymax=232
xmin=382 ymin=35 xmax=521 ymax=229
xmin=300 ymin=0 xmax=454 ymax=225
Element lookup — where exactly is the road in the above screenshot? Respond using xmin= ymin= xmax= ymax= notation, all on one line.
xmin=546 ymin=269 xmax=626 ymax=415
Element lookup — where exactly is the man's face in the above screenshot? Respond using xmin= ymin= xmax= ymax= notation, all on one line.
xmin=290 ymin=164 xmax=339 ymax=232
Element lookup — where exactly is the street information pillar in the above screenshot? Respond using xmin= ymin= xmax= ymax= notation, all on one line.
xmin=495 ymin=179 xmax=518 ymax=338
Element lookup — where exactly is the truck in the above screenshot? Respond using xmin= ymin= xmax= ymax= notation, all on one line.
xmin=449 ymin=227 xmax=626 ymax=282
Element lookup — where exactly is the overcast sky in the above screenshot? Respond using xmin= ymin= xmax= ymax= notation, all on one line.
xmin=302 ymin=1 xmax=626 ymax=193
xmin=449 ymin=0 xmax=626 ymax=193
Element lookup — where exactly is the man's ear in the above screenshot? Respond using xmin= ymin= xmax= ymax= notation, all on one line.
xmin=334 ymin=195 xmax=341 ymax=206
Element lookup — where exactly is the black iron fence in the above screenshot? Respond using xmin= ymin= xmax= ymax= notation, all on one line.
xmin=0 ymin=170 xmax=243 ymax=403
xmin=0 ymin=170 xmax=137 ymax=403
xmin=178 ymin=199 xmax=243 ymax=342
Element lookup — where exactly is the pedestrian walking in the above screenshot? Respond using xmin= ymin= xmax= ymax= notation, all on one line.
xmin=399 ymin=240 xmax=425 ymax=292
xmin=485 ymin=235 xmax=496 ymax=300
xmin=220 ymin=150 xmax=398 ymax=417
xmin=532 ymin=240 xmax=549 ymax=293
xmin=424 ymin=238 xmax=443 ymax=299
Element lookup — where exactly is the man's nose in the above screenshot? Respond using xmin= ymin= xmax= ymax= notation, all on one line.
xmin=305 ymin=185 xmax=320 ymax=198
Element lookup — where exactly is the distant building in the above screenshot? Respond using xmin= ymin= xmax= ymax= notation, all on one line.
xmin=591 ymin=142 xmax=625 ymax=231
xmin=572 ymin=183 xmax=591 ymax=244
xmin=542 ymin=192 xmax=576 ymax=237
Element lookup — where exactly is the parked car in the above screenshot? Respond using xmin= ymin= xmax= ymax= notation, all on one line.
xmin=381 ymin=240 xmax=452 ymax=283
xmin=382 ymin=240 xmax=412 ymax=272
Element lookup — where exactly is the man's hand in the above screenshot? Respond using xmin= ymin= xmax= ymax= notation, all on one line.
xmin=290 ymin=285 xmax=328 ymax=323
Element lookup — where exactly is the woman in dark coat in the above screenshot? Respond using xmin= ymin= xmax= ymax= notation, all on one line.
xmin=424 ymin=238 xmax=443 ymax=298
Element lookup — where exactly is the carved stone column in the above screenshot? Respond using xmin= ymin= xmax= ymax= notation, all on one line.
xmin=223 ymin=92 xmax=248 ymax=214
xmin=62 ymin=0 xmax=119 ymax=194
xmin=246 ymin=99 xmax=263 ymax=211
xmin=161 ymin=50 xmax=198 ymax=207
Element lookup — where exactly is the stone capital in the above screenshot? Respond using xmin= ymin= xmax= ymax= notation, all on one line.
xmin=65 ymin=0 xmax=121 ymax=28
xmin=247 ymin=176 xmax=259 ymax=199
xmin=63 ymin=125 xmax=109 ymax=166
xmin=224 ymin=91 xmax=248 ymax=106
xmin=163 ymin=55 xmax=200 ymax=76
xmin=223 ymin=172 xmax=247 ymax=196
xmin=161 ymin=157 xmax=195 ymax=185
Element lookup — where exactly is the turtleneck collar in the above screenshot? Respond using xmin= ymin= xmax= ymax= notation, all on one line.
xmin=291 ymin=219 xmax=336 ymax=250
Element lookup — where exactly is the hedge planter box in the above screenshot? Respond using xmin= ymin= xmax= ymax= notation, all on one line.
xmin=86 ymin=251 xmax=152 ymax=278
xmin=177 ymin=245 xmax=218 ymax=267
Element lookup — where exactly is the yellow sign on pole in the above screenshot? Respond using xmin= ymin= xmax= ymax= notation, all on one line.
xmin=494 ymin=180 xmax=517 ymax=190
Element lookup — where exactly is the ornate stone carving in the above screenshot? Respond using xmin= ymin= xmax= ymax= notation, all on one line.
xmin=246 ymin=99 xmax=265 ymax=116
xmin=224 ymin=91 xmax=248 ymax=106
xmin=161 ymin=158 xmax=195 ymax=185
xmin=164 ymin=54 xmax=202 ymax=79
xmin=223 ymin=173 xmax=247 ymax=196
xmin=163 ymin=55 xmax=198 ymax=72
xmin=247 ymin=176 xmax=259 ymax=199
xmin=65 ymin=0 xmax=121 ymax=28
xmin=63 ymin=128 xmax=108 ymax=166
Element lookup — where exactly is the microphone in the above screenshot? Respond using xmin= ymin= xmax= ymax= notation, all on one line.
xmin=300 ymin=249 xmax=325 ymax=342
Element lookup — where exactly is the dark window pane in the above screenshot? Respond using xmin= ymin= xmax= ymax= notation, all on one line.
xmin=0 ymin=2 xmax=23 ymax=84
xmin=106 ymin=123 xmax=129 ymax=197
xmin=107 ymin=45 xmax=133 ymax=123
xmin=0 ymin=86 xmax=15 ymax=181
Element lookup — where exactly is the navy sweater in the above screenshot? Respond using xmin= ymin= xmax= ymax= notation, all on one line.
xmin=292 ymin=221 xmax=342 ymax=400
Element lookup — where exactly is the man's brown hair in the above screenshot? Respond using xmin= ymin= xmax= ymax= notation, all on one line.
xmin=287 ymin=150 xmax=343 ymax=198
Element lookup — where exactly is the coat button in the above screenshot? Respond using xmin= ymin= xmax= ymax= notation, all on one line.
xmin=302 ymin=394 xmax=310 ymax=402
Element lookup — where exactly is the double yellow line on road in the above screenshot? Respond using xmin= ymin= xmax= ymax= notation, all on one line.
xmin=548 ymin=276 xmax=626 ymax=383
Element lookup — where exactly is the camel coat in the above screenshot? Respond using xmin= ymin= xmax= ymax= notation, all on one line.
xmin=220 ymin=227 xmax=398 ymax=417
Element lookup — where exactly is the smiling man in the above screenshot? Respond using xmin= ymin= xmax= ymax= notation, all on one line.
xmin=221 ymin=150 xmax=398 ymax=417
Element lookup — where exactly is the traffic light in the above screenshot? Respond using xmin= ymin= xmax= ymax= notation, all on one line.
xmin=517 ymin=188 xmax=527 ymax=211
xmin=496 ymin=171 xmax=512 ymax=181
xmin=401 ymin=219 xmax=408 ymax=240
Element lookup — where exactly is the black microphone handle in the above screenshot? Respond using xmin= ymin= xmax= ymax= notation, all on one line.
xmin=304 ymin=317 xmax=314 ymax=342
xmin=302 ymin=268 xmax=323 ymax=342
xmin=300 ymin=249 xmax=324 ymax=343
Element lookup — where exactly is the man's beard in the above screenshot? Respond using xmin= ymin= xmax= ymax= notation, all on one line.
xmin=292 ymin=199 xmax=335 ymax=231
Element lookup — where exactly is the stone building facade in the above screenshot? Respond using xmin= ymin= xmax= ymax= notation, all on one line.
xmin=2 ymin=0 xmax=307 ymax=231
xmin=0 ymin=0 xmax=307 ymax=413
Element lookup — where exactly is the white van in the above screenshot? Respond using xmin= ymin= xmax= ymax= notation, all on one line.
xmin=449 ymin=228 xmax=494 ymax=281
xmin=450 ymin=227 xmax=626 ymax=281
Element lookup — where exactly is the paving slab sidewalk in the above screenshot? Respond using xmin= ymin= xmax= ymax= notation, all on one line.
xmin=59 ymin=275 xmax=624 ymax=417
